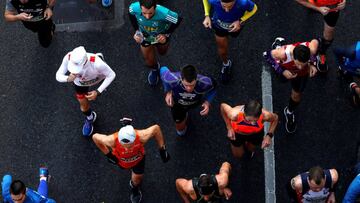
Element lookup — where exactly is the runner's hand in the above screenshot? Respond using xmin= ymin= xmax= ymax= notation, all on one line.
xmin=165 ymin=92 xmax=173 ymax=107
xmin=309 ymin=65 xmax=317 ymax=77
xmin=200 ymin=101 xmax=210 ymax=116
xmin=229 ymin=20 xmax=241 ymax=32
xmin=156 ymin=34 xmax=167 ymax=44
xmin=133 ymin=32 xmax=143 ymax=44
xmin=227 ymin=128 xmax=235 ymax=140
xmin=282 ymin=70 xmax=297 ymax=79
xmin=223 ymin=188 xmax=232 ymax=200
xmin=203 ymin=16 xmax=212 ymax=29
xmin=67 ymin=73 xmax=76 ymax=82
xmin=261 ymin=135 xmax=272 ymax=149
xmin=44 ymin=8 xmax=53 ymax=20
xmin=337 ymin=0 xmax=346 ymax=10
xmin=17 ymin=13 xmax=32 ymax=21
xmin=159 ymin=145 xmax=170 ymax=163
xmin=85 ymin=90 xmax=98 ymax=101
xmin=326 ymin=192 xmax=335 ymax=203
xmin=317 ymin=6 xmax=330 ymax=15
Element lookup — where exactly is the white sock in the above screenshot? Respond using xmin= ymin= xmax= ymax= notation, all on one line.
xmin=40 ymin=177 xmax=47 ymax=181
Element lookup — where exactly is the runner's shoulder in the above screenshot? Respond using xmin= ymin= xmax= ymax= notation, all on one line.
xmin=196 ymin=75 xmax=216 ymax=90
xmin=129 ymin=2 xmax=141 ymax=15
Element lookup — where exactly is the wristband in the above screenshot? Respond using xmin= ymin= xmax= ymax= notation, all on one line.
xmin=266 ymin=132 xmax=274 ymax=138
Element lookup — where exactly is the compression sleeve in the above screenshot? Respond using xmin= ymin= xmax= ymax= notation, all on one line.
xmin=160 ymin=66 xmax=178 ymax=93
xmin=263 ymin=51 xmax=284 ymax=74
xmin=202 ymin=0 xmax=211 ymax=16
xmin=128 ymin=12 xmax=139 ymax=30
xmin=240 ymin=2 xmax=257 ymax=22
xmin=96 ymin=59 xmax=116 ymax=93
xmin=1 ymin=174 xmax=12 ymax=202
xmin=56 ymin=54 xmax=70 ymax=83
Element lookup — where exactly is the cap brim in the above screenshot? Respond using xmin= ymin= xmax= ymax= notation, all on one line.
xmin=68 ymin=62 xmax=82 ymax=74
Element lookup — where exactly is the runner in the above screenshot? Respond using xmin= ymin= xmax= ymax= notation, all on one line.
xmin=2 ymin=167 xmax=55 ymax=203
xmin=55 ymin=46 xmax=116 ymax=137
xmin=4 ymin=0 xmax=56 ymax=48
xmin=92 ymin=118 xmax=170 ymax=203
xmin=160 ymin=65 xmax=216 ymax=136
xmin=129 ymin=0 xmax=181 ymax=86
xmin=289 ymin=166 xmax=338 ymax=203
xmin=263 ymin=37 xmax=319 ymax=133
xmin=333 ymin=41 xmax=360 ymax=106
xmin=202 ymin=0 xmax=257 ymax=83
xmin=220 ymin=100 xmax=278 ymax=158
xmin=176 ymin=162 xmax=232 ymax=203
xmin=343 ymin=162 xmax=360 ymax=202
xmin=296 ymin=0 xmax=346 ymax=72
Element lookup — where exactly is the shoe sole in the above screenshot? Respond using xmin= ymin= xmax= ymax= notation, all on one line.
xmin=283 ymin=107 xmax=296 ymax=133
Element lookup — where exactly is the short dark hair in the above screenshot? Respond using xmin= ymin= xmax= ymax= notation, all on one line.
xmin=10 ymin=180 xmax=26 ymax=195
xmin=198 ymin=174 xmax=216 ymax=195
xmin=181 ymin=65 xmax=197 ymax=83
xmin=293 ymin=45 xmax=310 ymax=63
xmin=221 ymin=0 xmax=235 ymax=2
xmin=244 ymin=100 xmax=262 ymax=118
xmin=140 ymin=0 xmax=156 ymax=9
xmin=308 ymin=166 xmax=325 ymax=185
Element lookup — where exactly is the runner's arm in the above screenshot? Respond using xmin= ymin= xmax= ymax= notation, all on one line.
xmin=262 ymin=110 xmax=278 ymax=135
xmin=202 ymin=0 xmax=211 ymax=16
xmin=92 ymin=133 xmax=115 ymax=154
xmin=164 ymin=15 xmax=183 ymax=34
xmin=47 ymin=0 xmax=56 ymax=8
xmin=333 ymin=44 xmax=357 ymax=66
xmin=263 ymin=49 xmax=285 ymax=74
xmin=55 ymin=55 xmax=71 ymax=83
xmin=1 ymin=174 xmax=12 ymax=202
xmin=95 ymin=61 xmax=116 ymax=94
xmin=176 ymin=179 xmax=193 ymax=203
xmin=138 ymin=125 xmax=165 ymax=148
xmin=4 ymin=1 xmax=20 ymax=22
xmin=203 ymin=77 xmax=217 ymax=103
xmin=295 ymin=0 xmax=321 ymax=11
xmin=240 ymin=1 xmax=258 ymax=22
xmin=220 ymin=103 xmax=241 ymax=130
xmin=343 ymin=174 xmax=360 ymax=203
xmin=128 ymin=4 xmax=139 ymax=30
xmin=160 ymin=67 xmax=177 ymax=93
xmin=329 ymin=169 xmax=339 ymax=197
xmin=217 ymin=162 xmax=231 ymax=188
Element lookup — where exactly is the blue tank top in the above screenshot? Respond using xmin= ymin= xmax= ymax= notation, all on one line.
xmin=344 ymin=41 xmax=360 ymax=75
xmin=209 ymin=0 xmax=255 ymax=30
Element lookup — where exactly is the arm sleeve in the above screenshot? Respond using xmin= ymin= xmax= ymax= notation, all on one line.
xmin=160 ymin=67 xmax=176 ymax=93
xmin=202 ymin=0 xmax=211 ymax=16
xmin=55 ymin=55 xmax=70 ymax=83
xmin=96 ymin=61 xmax=116 ymax=93
xmin=2 ymin=175 xmax=12 ymax=202
xmin=343 ymin=175 xmax=360 ymax=203
xmin=128 ymin=12 xmax=139 ymax=31
xmin=240 ymin=1 xmax=257 ymax=22
xmin=5 ymin=0 xmax=16 ymax=12
xmin=165 ymin=16 xmax=182 ymax=34
xmin=263 ymin=51 xmax=284 ymax=74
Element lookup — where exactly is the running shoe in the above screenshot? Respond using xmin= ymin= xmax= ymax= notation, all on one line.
xmin=129 ymin=181 xmax=142 ymax=203
xmin=271 ymin=37 xmax=285 ymax=49
xmin=147 ymin=66 xmax=160 ymax=86
xmin=82 ymin=111 xmax=97 ymax=137
xmin=220 ymin=59 xmax=232 ymax=84
xmin=283 ymin=106 xmax=297 ymax=133
xmin=39 ymin=167 xmax=49 ymax=180
xmin=102 ymin=0 xmax=112 ymax=7
xmin=316 ymin=54 xmax=329 ymax=72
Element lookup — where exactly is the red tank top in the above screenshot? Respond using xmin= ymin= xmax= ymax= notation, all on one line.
xmin=112 ymin=131 xmax=145 ymax=169
xmin=279 ymin=42 xmax=311 ymax=77
xmin=309 ymin=0 xmax=341 ymax=7
xmin=231 ymin=112 xmax=264 ymax=134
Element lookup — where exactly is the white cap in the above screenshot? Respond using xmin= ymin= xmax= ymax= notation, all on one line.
xmin=118 ymin=125 xmax=136 ymax=144
xmin=68 ymin=46 xmax=87 ymax=74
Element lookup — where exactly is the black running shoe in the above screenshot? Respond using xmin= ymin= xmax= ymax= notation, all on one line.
xmin=271 ymin=37 xmax=285 ymax=49
xmin=283 ymin=106 xmax=297 ymax=133
xmin=220 ymin=59 xmax=232 ymax=84
xmin=129 ymin=181 xmax=142 ymax=203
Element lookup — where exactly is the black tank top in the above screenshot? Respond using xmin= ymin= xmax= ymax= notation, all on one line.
xmin=192 ymin=175 xmax=222 ymax=203
xmin=10 ymin=0 xmax=47 ymax=22
xmin=300 ymin=169 xmax=332 ymax=203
